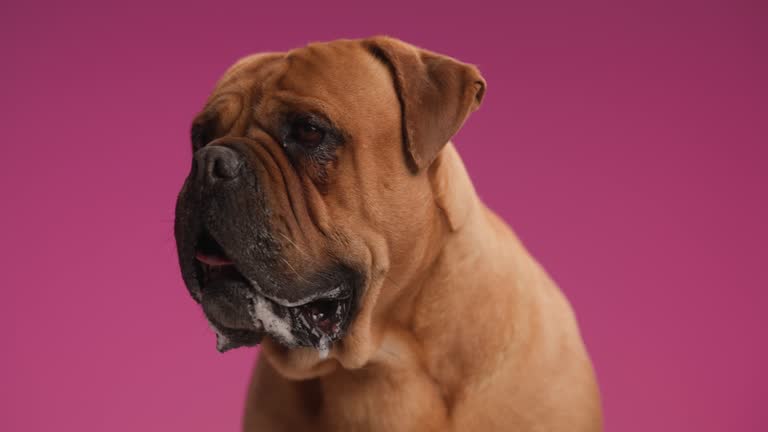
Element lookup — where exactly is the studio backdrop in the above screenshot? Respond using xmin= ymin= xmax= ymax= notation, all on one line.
xmin=2 ymin=1 xmax=766 ymax=431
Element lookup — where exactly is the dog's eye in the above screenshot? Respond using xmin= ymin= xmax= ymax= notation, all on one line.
xmin=289 ymin=118 xmax=325 ymax=148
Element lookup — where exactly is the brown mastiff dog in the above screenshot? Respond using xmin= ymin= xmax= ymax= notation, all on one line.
xmin=175 ymin=36 xmax=602 ymax=431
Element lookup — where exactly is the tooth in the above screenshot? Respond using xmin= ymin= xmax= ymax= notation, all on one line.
xmin=298 ymin=312 xmax=311 ymax=330
xmin=317 ymin=335 xmax=331 ymax=359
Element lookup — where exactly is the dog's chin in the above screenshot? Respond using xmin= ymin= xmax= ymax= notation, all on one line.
xmin=192 ymin=232 xmax=358 ymax=356
xmin=199 ymin=274 xmax=264 ymax=352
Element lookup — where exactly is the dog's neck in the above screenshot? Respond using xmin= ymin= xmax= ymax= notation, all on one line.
xmin=379 ymin=143 xmax=532 ymax=365
xmin=253 ymin=144 xmax=548 ymax=429
xmin=304 ymin=144 xmax=541 ymax=427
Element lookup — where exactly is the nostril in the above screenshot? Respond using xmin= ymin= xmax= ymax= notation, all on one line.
xmin=213 ymin=153 xmax=242 ymax=179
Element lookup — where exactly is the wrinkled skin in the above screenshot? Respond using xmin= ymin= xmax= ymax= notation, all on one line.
xmin=175 ymin=37 xmax=603 ymax=431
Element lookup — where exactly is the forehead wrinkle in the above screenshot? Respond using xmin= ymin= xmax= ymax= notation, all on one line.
xmin=212 ymin=53 xmax=285 ymax=106
xmin=203 ymin=55 xmax=289 ymax=138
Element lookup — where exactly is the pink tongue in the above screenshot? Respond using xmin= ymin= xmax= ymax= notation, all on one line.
xmin=195 ymin=252 xmax=234 ymax=266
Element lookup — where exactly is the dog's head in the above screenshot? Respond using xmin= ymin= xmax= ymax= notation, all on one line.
xmin=174 ymin=36 xmax=485 ymax=376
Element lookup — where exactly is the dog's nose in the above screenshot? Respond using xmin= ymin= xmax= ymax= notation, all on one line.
xmin=194 ymin=146 xmax=243 ymax=185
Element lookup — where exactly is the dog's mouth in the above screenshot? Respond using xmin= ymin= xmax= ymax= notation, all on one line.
xmin=193 ymin=229 xmax=356 ymax=357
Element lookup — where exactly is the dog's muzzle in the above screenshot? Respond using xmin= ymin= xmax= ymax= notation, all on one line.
xmin=175 ymin=142 xmax=360 ymax=356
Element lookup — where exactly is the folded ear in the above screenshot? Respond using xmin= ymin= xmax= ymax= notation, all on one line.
xmin=363 ymin=36 xmax=486 ymax=172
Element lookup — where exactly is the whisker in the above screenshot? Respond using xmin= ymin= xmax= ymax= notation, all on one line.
xmin=277 ymin=231 xmax=310 ymax=258
xmin=280 ymin=256 xmax=310 ymax=285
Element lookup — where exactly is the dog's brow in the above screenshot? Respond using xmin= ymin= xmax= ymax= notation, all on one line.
xmin=272 ymin=97 xmax=348 ymax=144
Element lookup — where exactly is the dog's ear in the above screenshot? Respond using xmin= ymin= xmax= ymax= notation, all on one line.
xmin=363 ymin=36 xmax=486 ymax=172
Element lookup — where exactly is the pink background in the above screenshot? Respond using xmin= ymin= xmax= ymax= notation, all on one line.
xmin=2 ymin=0 xmax=766 ymax=430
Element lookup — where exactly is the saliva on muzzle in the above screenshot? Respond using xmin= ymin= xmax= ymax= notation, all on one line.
xmin=207 ymin=279 xmax=353 ymax=358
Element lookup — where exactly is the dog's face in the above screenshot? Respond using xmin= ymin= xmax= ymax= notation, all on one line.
xmin=175 ymin=37 xmax=484 ymax=374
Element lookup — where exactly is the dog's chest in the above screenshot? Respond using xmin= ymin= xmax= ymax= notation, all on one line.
xmin=319 ymin=365 xmax=449 ymax=432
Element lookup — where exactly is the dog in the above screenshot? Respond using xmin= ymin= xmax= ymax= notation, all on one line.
xmin=174 ymin=36 xmax=602 ymax=431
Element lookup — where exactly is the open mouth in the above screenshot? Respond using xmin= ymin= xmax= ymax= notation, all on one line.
xmin=193 ymin=229 xmax=356 ymax=356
